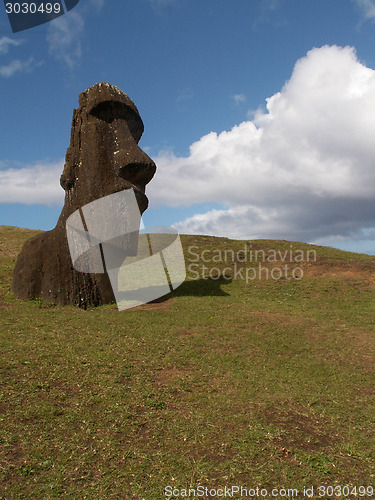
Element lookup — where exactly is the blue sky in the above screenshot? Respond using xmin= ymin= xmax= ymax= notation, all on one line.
xmin=1 ymin=0 xmax=375 ymax=254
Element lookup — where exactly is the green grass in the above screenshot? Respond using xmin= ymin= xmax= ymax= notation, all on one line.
xmin=0 ymin=226 xmax=374 ymax=498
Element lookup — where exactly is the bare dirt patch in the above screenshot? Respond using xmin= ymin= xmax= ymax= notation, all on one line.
xmin=261 ymin=404 xmax=336 ymax=452
xmin=152 ymin=366 xmax=190 ymax=386
xmin=131 ymin=298 xmax=175 ymax=311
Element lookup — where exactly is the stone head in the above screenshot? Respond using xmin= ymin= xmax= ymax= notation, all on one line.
xmin=60 ymin=82 xmax=156 ymax=215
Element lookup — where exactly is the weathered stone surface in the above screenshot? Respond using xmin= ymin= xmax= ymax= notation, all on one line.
xmin=12 ymin=82 xmax=156 ymax=308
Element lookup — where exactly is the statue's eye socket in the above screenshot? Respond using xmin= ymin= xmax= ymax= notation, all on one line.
xmin=90 ymin=101 xmax=143 ymax=142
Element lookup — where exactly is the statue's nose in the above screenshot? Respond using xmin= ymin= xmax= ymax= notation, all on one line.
xmin=117 ymin=143 xmax=156 ymax=188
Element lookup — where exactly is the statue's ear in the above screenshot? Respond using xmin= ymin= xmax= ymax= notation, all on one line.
xmin=60 ymin=108 xmax=81 ymax=191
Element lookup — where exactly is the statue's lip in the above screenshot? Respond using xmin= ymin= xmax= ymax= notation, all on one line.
xmin=114 ymin=184 xmax=149 ymax=211
xmin=114 ymin=183 xmax=147 ymax=197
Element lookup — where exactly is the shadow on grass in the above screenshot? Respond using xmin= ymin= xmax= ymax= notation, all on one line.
xmin=23 ymin=276 xmax=232 ymax=308
xmin=151 ymin=275 xmax=231 ymax=303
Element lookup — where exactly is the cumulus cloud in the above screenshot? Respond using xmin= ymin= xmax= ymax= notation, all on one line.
xmin=0 ymin=161 xmax=64 ymax=205
xmin=3 ymin=45 xmax=375 ymax=246
xmin=147 ymin=45 xmax=375 ymax=243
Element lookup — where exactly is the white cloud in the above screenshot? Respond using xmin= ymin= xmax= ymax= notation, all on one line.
xmin=47 ymin=11 xmax=84 ymax=68
xmin=89 ymin=0 xmax=105 ymax=11
xmin=0 ymin=57 xmax=41 ymax=78
xmin=147 ymin=45 xmax=375 ymax=243
xmin=149 ymin=0 xmax=176 ymax=7
xmin=176 ymin=88 xmax=194 ymax=103
xmin=0 ymin=37 xmax=24 ymax=55
xmin=3 ymin=45 xmax=375 ymax=246
xmin=46 ymin=0 xmax=104 ymax=67
xmin=232 ymin=94 xmax=246 ymax=105
xmin=0 ymin=161 xmax=64 ymax=205
xmin=355 ymin=0 xmax=375 ymax=20
xmin=0 ymin=37 xmax=37 ymax=78
xmin=263 ymin=0 xmax=282 ymax=8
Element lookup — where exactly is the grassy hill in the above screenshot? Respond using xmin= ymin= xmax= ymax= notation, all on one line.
xmin=0 ymin=225 xmax=374 ymax=498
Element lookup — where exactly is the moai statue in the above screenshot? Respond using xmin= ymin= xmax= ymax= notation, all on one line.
xmin=12 ymin=82 xmax=156 ymax=308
